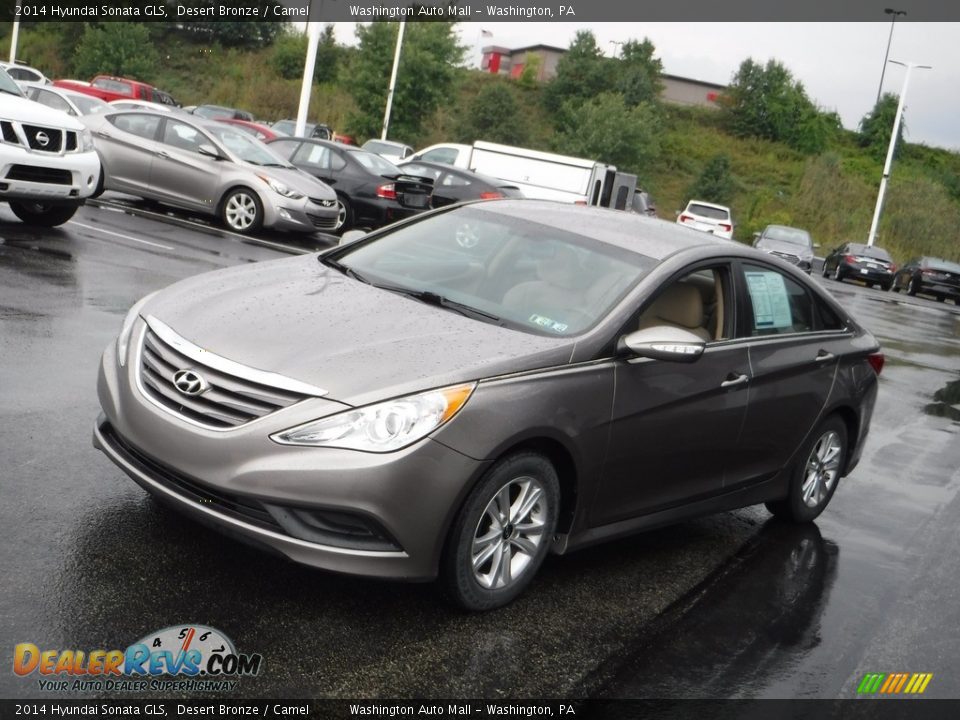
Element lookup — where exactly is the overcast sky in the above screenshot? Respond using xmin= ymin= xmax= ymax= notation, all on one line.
xmin=329 ymin=22 xmax=960 ymax=152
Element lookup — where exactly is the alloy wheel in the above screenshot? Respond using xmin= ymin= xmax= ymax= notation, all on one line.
xmin=225 ymin=193 xmax=257 ymax=231
xmin=801 ymin=430 xmax=842 ymax=508
xmin=471 ymin=476 xmax=547 ymax=590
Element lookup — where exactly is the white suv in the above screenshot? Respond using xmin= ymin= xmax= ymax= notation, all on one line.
xmin=1 ymin=67 xmax=101 ymax=227
xmin=677 ymin=199 xmax=734 ymax=240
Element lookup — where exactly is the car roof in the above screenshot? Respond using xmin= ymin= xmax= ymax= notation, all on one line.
xmin=402 ymin=160 xmax=509 ymax=188
xmin=687 ymin=199 xmax=731 ymax=211
xmin=469 ymin=200 xmax=736 ymax=260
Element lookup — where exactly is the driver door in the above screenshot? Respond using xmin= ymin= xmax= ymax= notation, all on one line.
xmin=590 ymin=265 xmax=751 ymax=526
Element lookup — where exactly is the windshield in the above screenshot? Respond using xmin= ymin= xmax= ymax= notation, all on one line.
xmin=70 ymin=93 xmax=109 ymax=115
xmin=764 ymin=226 xmax=812 ymax=247
xmin=0 ymin=68 xmax=23 ymax=96
xmin=206 ymin=125 xmax=290 ymax=167
xmin=328 ymin=207 xmax=655 ymax=337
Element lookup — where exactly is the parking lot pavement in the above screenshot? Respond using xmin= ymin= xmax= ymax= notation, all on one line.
xmin=1 ymin=205 xmax=958 ymax=699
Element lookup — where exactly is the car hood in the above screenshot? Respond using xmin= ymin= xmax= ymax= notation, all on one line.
xmin=142 ymin=254 xmax=572 ymax=406
xmin=4 ymin=92 xmax=85 ymax=131
xmin=244 ymin=164 xmax=336 ymax=201
xmin=756 ymin=238 xmax=812 ymax=258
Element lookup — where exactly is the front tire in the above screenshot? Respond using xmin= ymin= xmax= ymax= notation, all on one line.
xmin=442 ymin=452 xmax=559 ymax=611
xmin=221 ymin=188 xmax=263 ymax=234
xmin=766 ymin=415 xmax=847 ymax=523
xmin=8 ymin=201 xmax=78 ymax=227
xmin=334 ymin=195 xmax=353 ymax=234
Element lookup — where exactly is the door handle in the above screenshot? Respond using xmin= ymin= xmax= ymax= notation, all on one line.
xmin=95 ymin=131 xmax=111 ymax=139
xmin=720 ymin=373 xmax=749 ymax=389
xmin=815 ymin=350 xmax=836 ymax=363
xmin=155 ymin=150 xmax=170 ymax=158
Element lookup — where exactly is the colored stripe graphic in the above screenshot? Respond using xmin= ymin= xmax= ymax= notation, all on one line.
xmin=857 ymin=672 xmax=933 ymax=695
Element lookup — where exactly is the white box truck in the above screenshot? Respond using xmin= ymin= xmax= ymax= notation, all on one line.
xmin=409 ymin=140 xmax=634 ymax=208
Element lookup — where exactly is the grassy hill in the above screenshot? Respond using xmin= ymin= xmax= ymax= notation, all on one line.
xmin=5 ymin=24 xmax=958 ymax=264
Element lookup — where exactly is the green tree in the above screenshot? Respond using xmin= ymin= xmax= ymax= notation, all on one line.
xmin=456 ymin=82 xmax=529 ymax=146
xmin=722 ymin=58 xmax=835 ymax=154
xmin=177 ymin=1 xmax=284 ymax=48
xmin=543 ymin=30 xmax=613 ymax=116
xmin=685 ymin=154 xmax=736 ymax=205
xmin=271 ymin=25 xmax=341 ymax=82
xmin=517 ymin=52 xmax=542 ymax=89
xmin=72 ymin=23 xmax=158 ymax=80
xmin=616 ymin=39 xmax=663 ymax=106
xmin=553 ymin=93 xmax=661 ymax=174
xmin=347 ymin=22 xmax=464 ymax=142
xmin=859 ymin=93 xmax=904 ymax=160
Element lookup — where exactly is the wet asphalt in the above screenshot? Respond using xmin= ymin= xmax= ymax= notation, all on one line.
xmin=1 ymin=202 xmax=958 ymax=700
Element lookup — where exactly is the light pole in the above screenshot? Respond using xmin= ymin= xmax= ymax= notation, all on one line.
xmin=295 ymin=22 xmax=322 ymax=138
xmin=381 ymin=21 xmax=406 ymax=141
xmin=9 ymin=0 xmax=22 ymax=63
xmin=876 ymin=8 xmax=906 ymax=105
xmin=609 ymin=40 xmax=622 ymax=59
xmin=866 ymin=60 xmax=931 ymax=247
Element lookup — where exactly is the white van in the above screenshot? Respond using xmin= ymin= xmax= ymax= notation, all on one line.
xmin=410 ymin=140 xmax=628 ymax=207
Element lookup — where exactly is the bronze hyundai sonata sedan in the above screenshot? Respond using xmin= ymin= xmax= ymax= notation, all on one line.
xmin=94 ymin=200 xmax=882 ymax=610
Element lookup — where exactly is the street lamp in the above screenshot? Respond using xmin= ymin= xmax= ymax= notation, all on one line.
xmin=381 ymin=21 xmax=406 ymax=140
xmin=866 ymin=60 xmax=931 ymax=247
xmin=609 ymin=41 xmax=623 ymax=59
xmin=876 ymin=8 xmax=907 ymax=105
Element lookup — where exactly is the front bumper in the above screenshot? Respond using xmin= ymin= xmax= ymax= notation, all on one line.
xmin=94 ymin=330 xmax=484 ymax=580
xmin=262 ymin=195 xmax=338 ymax=234
xmin=0 ymin=147 xmax=100 ymax=202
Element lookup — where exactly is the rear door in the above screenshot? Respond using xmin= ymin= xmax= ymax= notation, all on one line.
xmin=727 ymin=261 xmax=846 ymax=488
xmin=610 ymin=172 xmax=637 ymax=211
xmin=97 ymin=113 xmax=163 ymax=194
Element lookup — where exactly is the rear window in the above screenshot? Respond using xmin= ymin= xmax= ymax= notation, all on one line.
xmin=688 ymin=203 xmax=730 ymax=220
xmin=93 ymin=78 xmax=132 ymax=94
xmin=926 ymin=258 xmax=960 ymax=273
xmin=847 ymin=244 xmax=892 ymax=261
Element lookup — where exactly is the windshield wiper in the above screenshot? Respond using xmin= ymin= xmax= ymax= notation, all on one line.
xmin=384 ymin=287 xmax=504 ymax=325
xmin=321 ymin=256 xmax=372 ymax=284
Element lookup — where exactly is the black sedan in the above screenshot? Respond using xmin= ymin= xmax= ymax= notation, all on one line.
xmin=267 ymin=138 xmax=432 ymax=233
xmin=892 ymin=256 xmax=960 ymax=304
xmin=822 ymin=242 xmax=897 ymax=290
xmin=397 ymin=160 xmax=523 ymax=208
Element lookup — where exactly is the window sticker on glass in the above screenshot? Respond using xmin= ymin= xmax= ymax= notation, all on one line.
xmin=745 ymin=271 xmax=793 ymax=330
xmin=528 ymin=314 xmax=569 ymax=333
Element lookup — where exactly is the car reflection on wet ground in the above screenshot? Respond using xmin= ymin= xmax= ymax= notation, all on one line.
xmin=1 ymin=203 xmax=958 ymax=699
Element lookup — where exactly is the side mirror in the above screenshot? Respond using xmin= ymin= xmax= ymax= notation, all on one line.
xmin=339 ymin=229 xmax=367 ymax=245
xmin=813 ymin=242 xmax=821 ymax=249
xmin=618 ymin=326 xmax=706 ymax=363
xmin=752 ymin=232 xmax=760 ymax=240
xmin=198 ymin=143 xmax=222 ymax=159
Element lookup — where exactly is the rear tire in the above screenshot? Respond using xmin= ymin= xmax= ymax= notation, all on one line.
xmin=766 ymin=415 xmax=847 ymax=523
xmin=442 ymin=452 xmax=559 ymax=611
xmin=833 ymin=265 xmax=844 ymax=283
xmin=8 ymin=201 xmax=78 ymax=227
xmin=821 ymin=263 xmax=829 ymax=278
xmin=907 ymin=276 xmax=919 ymax=296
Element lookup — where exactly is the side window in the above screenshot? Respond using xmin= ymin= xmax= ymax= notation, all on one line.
xmin=636 ymin=267 xmax=730 ymax=342
xmin=440 ymin=172 xmax=471 ymax=188
xmin=741 ymin=263 xmax=814 ymax=336
xmin=161 ymin=120 xmax=206 ymax=153
xmin=399 ymin=163 xmax=441 ymax=181
xmin=328 ymin=151 xmax=347 ymax=171
xmin=268 ymin=139 xmax=301 ymax=160
xmin=32 ymin=89 xmax=72 ymax=114
xmin=421 ymin=148 xmax=458 ymax=164
xmin=293 ymin=143 xmax=331 ymax=170
xmin=109 ymin=113 xmax=162 ymax=141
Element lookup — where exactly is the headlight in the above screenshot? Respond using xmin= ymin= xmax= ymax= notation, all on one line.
xmin=258 ymin=175 xmax=304 ymax=200
xmin=271 ymin=383 xmax=476 ymax=452
xmin=79 ymin=127 xmax=94 ymax=152
xmin=117 ymin=292 xmax=159 ymax=367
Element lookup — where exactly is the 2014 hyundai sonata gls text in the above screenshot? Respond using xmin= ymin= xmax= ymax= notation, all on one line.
xmin=94 ymin=200 xmax=883 ymax=610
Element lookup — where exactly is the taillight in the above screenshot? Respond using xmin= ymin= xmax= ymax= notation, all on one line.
xmin=844 ymin=255 xmax=857 ymax=264
xmin=574 ymin=200 xmax=588 ymax=206
xmin=718 ymin=223 xmax=732 ymax=232
xmin=478 ymin=191 xmax=503 ymax=200
xmin=867 ymin=352 xmax=885 ymax=375
xmin=376 ymin=183 xmax=396 ymax=200
xmin=679 ymin=214 xmax=694 ymax=223
xmin=921 ymin=269 xmax=936 ymax=276
xmin=889 ymin=264 xmax=897 ymax=273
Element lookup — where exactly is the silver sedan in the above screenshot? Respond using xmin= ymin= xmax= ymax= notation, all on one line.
xmin=83 ymin=110 xmax=338 ymax=234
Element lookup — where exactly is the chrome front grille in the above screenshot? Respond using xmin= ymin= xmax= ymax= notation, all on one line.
xmin=770 ymin=251 xmax=801 ymax=265
xmin=0 ymin=120 xmax=80 ymax=153
xmin=138 ymin=327 xmax=307 ymax=429
xmin=307 ymin=212 xmax=338 ymax=230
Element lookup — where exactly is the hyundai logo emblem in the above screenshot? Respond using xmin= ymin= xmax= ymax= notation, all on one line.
xmin=35 ymin=131 xmax=50 ymax=147
xmin=173 ymin=369 xmax=210 ymax=397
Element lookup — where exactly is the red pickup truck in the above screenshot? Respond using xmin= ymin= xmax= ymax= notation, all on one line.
xmin=53 ymin=76 xmax=178 ymax=106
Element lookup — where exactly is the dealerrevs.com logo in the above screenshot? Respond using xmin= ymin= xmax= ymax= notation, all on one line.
xmin=13 ymin=625 xmax=263 ymax=693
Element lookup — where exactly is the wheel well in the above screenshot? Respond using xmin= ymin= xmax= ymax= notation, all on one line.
xmin=502 ymin=437 xmax=579 ymax=533
xmin=216 ymin=185 xmax=261 ymax=215
xmin=829 ymin=406 xmax=860 ymax=475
